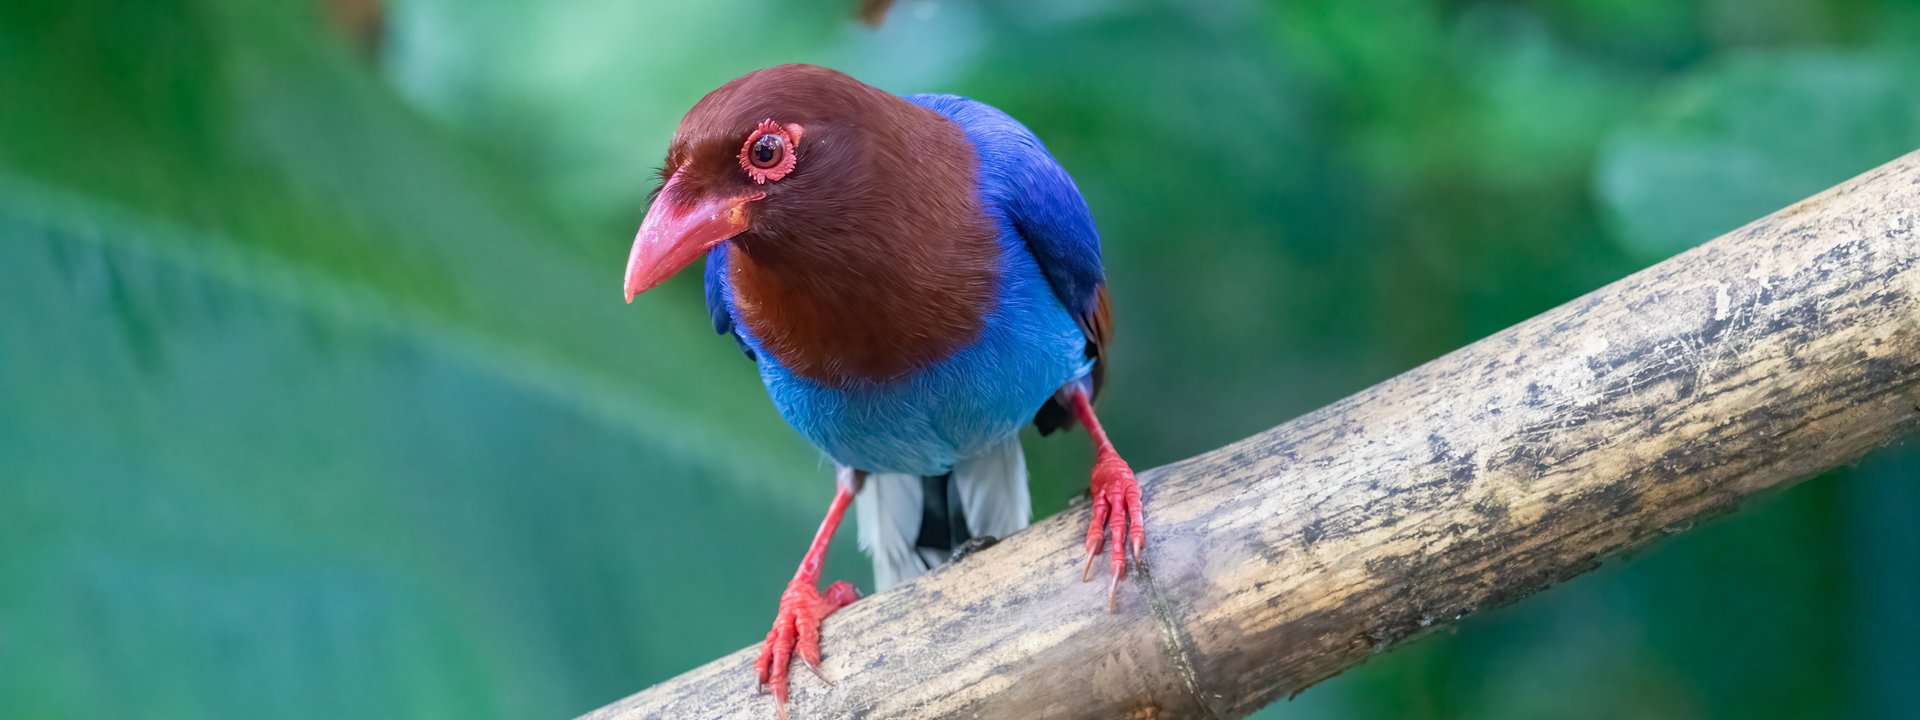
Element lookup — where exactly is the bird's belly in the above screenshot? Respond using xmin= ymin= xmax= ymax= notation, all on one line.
xmin=758 ymin=306 xmax=1090 ymax=476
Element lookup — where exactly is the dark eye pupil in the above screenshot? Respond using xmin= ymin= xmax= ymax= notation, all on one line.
xmin=752 ymin=135 xmax=781 ymax=165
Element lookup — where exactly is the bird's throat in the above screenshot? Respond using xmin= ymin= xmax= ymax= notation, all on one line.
xmin=727 ymin=228 xmax=997 ymax=386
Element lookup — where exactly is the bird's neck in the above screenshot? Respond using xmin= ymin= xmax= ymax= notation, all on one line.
xmin=728 ymin=220 xmax=999 ymax=386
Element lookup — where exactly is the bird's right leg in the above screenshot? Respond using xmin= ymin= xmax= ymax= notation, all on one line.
xmin=754 ymin=470 xmax=863 ymax=720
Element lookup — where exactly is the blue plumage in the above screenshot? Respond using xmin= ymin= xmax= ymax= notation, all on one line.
xmin=908 ymin=95 xmax=1106 ymax=320
xmin=627 ymin=68 xmax=1145 ymax=705
xmin=704 ymin=94 xmax=1102 ymax=476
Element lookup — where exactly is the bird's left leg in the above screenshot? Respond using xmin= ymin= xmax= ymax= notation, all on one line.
xmin=1066 ymin=385 xmax=1144 ymax=612
xmin=754 ymin=469 xmax=863 ymax=720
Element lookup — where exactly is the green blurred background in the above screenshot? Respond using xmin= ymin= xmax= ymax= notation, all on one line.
xmin=3 ymin=0 xmax=1916 ymax=718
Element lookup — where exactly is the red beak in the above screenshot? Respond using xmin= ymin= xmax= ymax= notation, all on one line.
xmin=624 ymin=176 xmax=760 ymax=302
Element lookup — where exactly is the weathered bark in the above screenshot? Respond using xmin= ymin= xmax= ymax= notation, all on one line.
xmin=586 ymin=152 xmax=1920 ymax=720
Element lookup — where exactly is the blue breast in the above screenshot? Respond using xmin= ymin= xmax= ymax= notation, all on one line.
xmin=747 ymin=224 xmax=1088 ymax=475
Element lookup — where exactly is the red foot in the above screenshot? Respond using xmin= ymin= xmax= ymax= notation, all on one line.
xmin=754 ymin=579 xmax=859 ymax=719
xmin=1081 ymin=448 xmax=1145 ymax=612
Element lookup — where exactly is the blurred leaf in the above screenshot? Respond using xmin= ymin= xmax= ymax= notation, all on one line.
xmin=0 ymin=1 xmax=863 ymax=717
xmin=1598 ymin=51 xmax=1920 ymax=260
xmin=1843 ymin=446 xmax=1920 ymax=717
xmin=383 ymin=0 xmax=898 ymax=226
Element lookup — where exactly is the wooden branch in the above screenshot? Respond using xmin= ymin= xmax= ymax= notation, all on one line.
xmin=586 ymin=152 xmax=1920 ymax=720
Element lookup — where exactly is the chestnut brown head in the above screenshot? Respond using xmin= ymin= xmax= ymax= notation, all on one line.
xmin=622 ymin=64 xmax=1000 ymax=383
xmin=623 ymin=64 xmax=917 ymax=300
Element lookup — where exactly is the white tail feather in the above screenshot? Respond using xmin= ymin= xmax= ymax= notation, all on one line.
xmin=854 ymin=471 xmax=933 ymax=590
xmin=953 ymin=436 xmax=1031 ymax=540
xmin=854 ymin=436 xmax=1032 ymax=591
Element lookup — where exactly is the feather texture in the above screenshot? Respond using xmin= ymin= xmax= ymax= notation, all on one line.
xmin=679 ymin=67 xmax=1109 ymax=582
xmin=901 ymin=94 xmax=1111 ymax=433
xmin=702 ymin=84 xmax=1102 ymax=475
xmin=855 ymin=436 xmax=1030 ymax=590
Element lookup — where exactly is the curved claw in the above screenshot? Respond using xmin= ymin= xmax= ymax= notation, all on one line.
xmin=803 ymin=656 xmax=831 ymax=685
xmin=752 ymin=579 xmax=858 ymax=719
xmin=1082 ymin=490 xmax=1110 ymax=582
xmin=1081 ymin=451 xmax=1144 ymax=613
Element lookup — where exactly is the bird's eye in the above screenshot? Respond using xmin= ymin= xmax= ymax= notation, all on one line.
xmin=750 ymin=134 xmax=784 ymax=169
xmin=739 ymin=118 xmax=802 ymax=184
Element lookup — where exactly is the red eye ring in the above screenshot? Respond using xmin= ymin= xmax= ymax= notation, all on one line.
xmin=739 ymin=119 xmax=803 ymax=184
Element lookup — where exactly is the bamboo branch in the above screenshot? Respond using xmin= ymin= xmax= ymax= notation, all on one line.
xmin=586 ymin=151 xmax=1920 ymax=720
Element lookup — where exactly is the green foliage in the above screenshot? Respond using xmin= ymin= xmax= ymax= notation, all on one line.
xmin=0 ymin=2 xmax=850 ymax=716
xmin=1 ymin=0 xmax=1914 ymax=718
xmin=1601 ymin=51 xmax=1920 ymax=259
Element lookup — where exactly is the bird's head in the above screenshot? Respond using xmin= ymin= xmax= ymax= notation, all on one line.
xmin=623 ymin=64 xmax=911 ymax=302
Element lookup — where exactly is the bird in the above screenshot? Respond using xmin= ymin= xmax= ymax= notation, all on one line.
xmin=622 ymin=64 xmax=1143 ymax=718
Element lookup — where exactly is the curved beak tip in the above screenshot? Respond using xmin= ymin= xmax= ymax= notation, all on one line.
xmin=620 ymin=187 xmax=754 ymax=305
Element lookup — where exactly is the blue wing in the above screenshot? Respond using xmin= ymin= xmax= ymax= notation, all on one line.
xmin=908 ymin=94 xmax=1111 ymax=432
